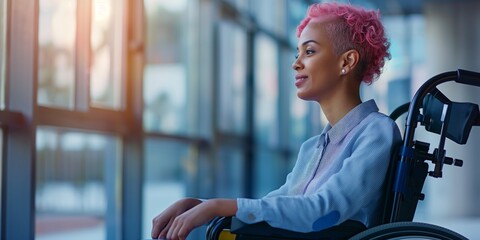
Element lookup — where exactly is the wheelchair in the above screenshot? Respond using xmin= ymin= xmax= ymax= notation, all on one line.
xmin=206 ymin=69 xmax=480 ymax=240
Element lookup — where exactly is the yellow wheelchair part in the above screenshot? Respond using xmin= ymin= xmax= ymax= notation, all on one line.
xmin=218 ymin=229 xmax=236 ymax=240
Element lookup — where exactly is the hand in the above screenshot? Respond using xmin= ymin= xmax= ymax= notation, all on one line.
xmin=166 ymin=199 xmax=237 ymax=240
xmin=151 ymin=198 xmax=202 ymax=239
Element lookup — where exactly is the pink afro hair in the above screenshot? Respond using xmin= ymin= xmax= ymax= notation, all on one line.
xmin=296 ymin=3 xmax=391 ymax=84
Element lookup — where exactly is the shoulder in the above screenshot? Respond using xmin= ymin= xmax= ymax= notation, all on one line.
xmin=355 ymin=111 xmax=402 ymax=145
xmin=363 ymin=111 xmax=399 ymax=131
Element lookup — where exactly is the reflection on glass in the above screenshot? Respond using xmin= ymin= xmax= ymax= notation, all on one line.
xmin=90 ymin=0 xmax=124 ymax=109
xmin=38 ymin=0 xmax=76 ymax=109
xmin=217 ymin=21 xmax=247 ymax=134
xmin=254 ymin=33 xmax=279 ymax=146
xmin=35 ymin=127 xmax=118 ymax=240
xmin=142 ymin=138 xmax=189 ymax=238
xmin=143 ymin=0 xmax=190 ymax=134
xmin=0 ymin=0 xmax=5 ymax=109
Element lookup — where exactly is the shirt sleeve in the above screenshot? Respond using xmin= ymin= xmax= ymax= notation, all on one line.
xmin=236 ymin=117 xmax=401 ymax=233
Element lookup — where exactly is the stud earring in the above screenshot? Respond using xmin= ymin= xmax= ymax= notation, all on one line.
xmin=341 ymin=69 xmax=346 ymax=75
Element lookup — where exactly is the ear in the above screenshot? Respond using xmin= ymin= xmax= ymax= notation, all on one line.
xmin=338 ymin=49 xmax=360 ymax=75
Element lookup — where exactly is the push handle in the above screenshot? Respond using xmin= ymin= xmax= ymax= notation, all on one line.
xmin=457 ymin=69 xmax=480 ymax=87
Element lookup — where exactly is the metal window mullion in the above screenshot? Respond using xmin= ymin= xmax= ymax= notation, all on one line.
xmin=105 ymin=137 xmax=120 ymax=240
xmin=120 ymin=0 xmax=145 ymax=238
xmin=36 ymin=106 xmax=130 ymax=134
xmin=244 ymin=28 xmax=255 ymax=198
xmin=2 ymin=0 xmax=37 ymax=240
xmin=75 ymin=0 xmax=91 ymax=111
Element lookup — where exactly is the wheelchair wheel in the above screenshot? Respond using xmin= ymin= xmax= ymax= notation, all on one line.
xmin=349 ymin=222 xmax=468 ymax=240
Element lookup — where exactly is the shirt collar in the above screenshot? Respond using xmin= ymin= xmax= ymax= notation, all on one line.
xmin=320 ymin=99 xmax=379 ymax=145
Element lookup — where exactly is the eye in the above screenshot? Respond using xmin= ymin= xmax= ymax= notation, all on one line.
xmin=306 ymin=49 xmax=315 ymax=55
xmin=294 ymin=53 xmax=299 ymax=59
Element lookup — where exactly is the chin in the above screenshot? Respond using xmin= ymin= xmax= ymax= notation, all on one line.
xmin=296 ymin=91 xmax=317 ymax=101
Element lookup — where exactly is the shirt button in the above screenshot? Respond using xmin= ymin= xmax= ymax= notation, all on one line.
xmin=247 ymin=213 xmax=256 ymax=221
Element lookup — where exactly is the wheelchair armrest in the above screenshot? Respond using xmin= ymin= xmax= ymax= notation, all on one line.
xmin=231 ymin=217 xmax=366 ymax=240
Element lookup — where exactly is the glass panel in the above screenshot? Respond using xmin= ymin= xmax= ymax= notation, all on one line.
xmin=217 ymin=21 xmax=247 ymax=134
xmin=254 ymin=33 xmax=279 ymax=147
xmin=35 ymin=127 xmax=119 ymax=240
xmin=216 ymin=146 xmax=245 ymax=198
xmin=142 ymin=138 xmax=189 ymax=238
xmin=254 ymin=149 xmax=288 ymax=198
xmin=38 ymin=0 xmax=76 ymax=109
xmin=286 ymin=0 xmax=308 ymax=46
xmin=0 ymin=0 xmax=6 ymax=109
xmin=250 ymin=0 xmax=286 ymax=36
xmin=143 ymin=0 xmax=192 ymax=135
xmin=90 ymin=0 xmax=124 ymax=109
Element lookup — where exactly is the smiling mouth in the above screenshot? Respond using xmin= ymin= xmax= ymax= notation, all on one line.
xmin=295 ymin=77 xmax=307 ymax=87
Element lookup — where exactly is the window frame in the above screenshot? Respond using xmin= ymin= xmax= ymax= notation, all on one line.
xmin=1 ymin=0 xmax=143 ymax=239
xmin=1 ymin=0 xmax=316 ymax=239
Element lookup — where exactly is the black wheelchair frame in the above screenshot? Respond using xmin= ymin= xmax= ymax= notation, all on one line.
xmin=206 ymin=69 xmax=480 ymax=240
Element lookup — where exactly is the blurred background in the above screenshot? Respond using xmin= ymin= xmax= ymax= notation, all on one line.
xmin=1 ymin=0 xmax=480 ymax=239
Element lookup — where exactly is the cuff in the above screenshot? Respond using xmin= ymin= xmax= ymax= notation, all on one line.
xmin=235 ymin=198 xmax=264 ymax=224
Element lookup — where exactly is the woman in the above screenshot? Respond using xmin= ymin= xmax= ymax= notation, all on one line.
xmin=151 ymin=2 xmax=401 ymax=239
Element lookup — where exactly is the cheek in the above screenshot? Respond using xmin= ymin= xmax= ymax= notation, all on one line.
xmin=311 ymin=63 xmax=336 ymax=85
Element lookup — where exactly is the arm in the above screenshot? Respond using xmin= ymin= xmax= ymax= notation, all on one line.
xmin=151 ymin=198 xmax=202 ymax=239
xmin=164 ymin=199 xmax=237 ymax=240
xmin=236 ymin=117 xmax=400 ymax=232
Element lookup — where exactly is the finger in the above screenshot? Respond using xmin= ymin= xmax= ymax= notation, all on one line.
xmin=169 ymin=217 xmax=183 ymax=240
xmin=166 ymin=218 xmax=178 ymax=240
xmin=177 ymin=225 xmax=192 ymax=240
xmin=159 ymin=218 xmax=174 ymax=239
xmin=151 ymin=216 xmax=167 ymax=238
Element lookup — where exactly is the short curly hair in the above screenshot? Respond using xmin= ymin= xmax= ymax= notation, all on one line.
xmin=296 ymin=3 xmax=390 ymax=84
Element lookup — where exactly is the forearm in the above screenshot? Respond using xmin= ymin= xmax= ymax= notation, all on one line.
xmin=204 ymin=199 xmax=238 ymax=217
xmin=181 ymin=197 xmax=203 ymax=209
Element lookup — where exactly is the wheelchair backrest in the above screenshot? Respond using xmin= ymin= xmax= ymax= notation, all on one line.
xmin=381 ymin=69 xmax=480 ymax=224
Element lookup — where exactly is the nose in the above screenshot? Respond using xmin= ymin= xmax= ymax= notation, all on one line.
xmin=292 ymin=57 xmax=303 ymax=71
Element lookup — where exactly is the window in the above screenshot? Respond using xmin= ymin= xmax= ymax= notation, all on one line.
xmin=38 ymin=0 xmax=76 ymax=108
xmin=38 ymin=0 xmax=125 ymax=110
xmin=254 ymin=33 xmax=279 ymax=147
xmin=142 ymin=138 xmax=189 ymax=238
xmin=143 ymin=0 xmax=194 ymax=135
xmin=253 ymin=33 xmax=283 ymax=197
xmin=90 ymin=0 xmax=125 ymax=109
xmin=216 ymin=146 xmax=245 ymax=197
xmin=286 ymin=0 xmax=309 ymax=46
xmin=35 ymin=127 xmax=120 ymax=240
xmin=250 ymin=0 xmax=286 ymax=36
xmin=217 ymin=21 xmax=247 ymax=134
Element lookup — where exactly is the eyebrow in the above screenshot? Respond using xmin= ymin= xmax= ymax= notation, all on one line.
xmin=296 ymin=40 xmax=320 ymax=50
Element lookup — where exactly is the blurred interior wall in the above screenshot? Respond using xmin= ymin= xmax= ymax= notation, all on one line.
xmin=424 ymin=0 xmax=480 ymax=219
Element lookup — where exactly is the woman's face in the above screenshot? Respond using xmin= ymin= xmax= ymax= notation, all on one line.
xmin=292 ymin=19 xmax=342 ymax=102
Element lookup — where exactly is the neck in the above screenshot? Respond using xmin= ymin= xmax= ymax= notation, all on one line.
xmin=319 ymin=80 xmax=362 ymax=126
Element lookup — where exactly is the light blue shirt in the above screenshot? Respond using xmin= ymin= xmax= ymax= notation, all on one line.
xmin=236 ymin=100 xmax=402 ymax=233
